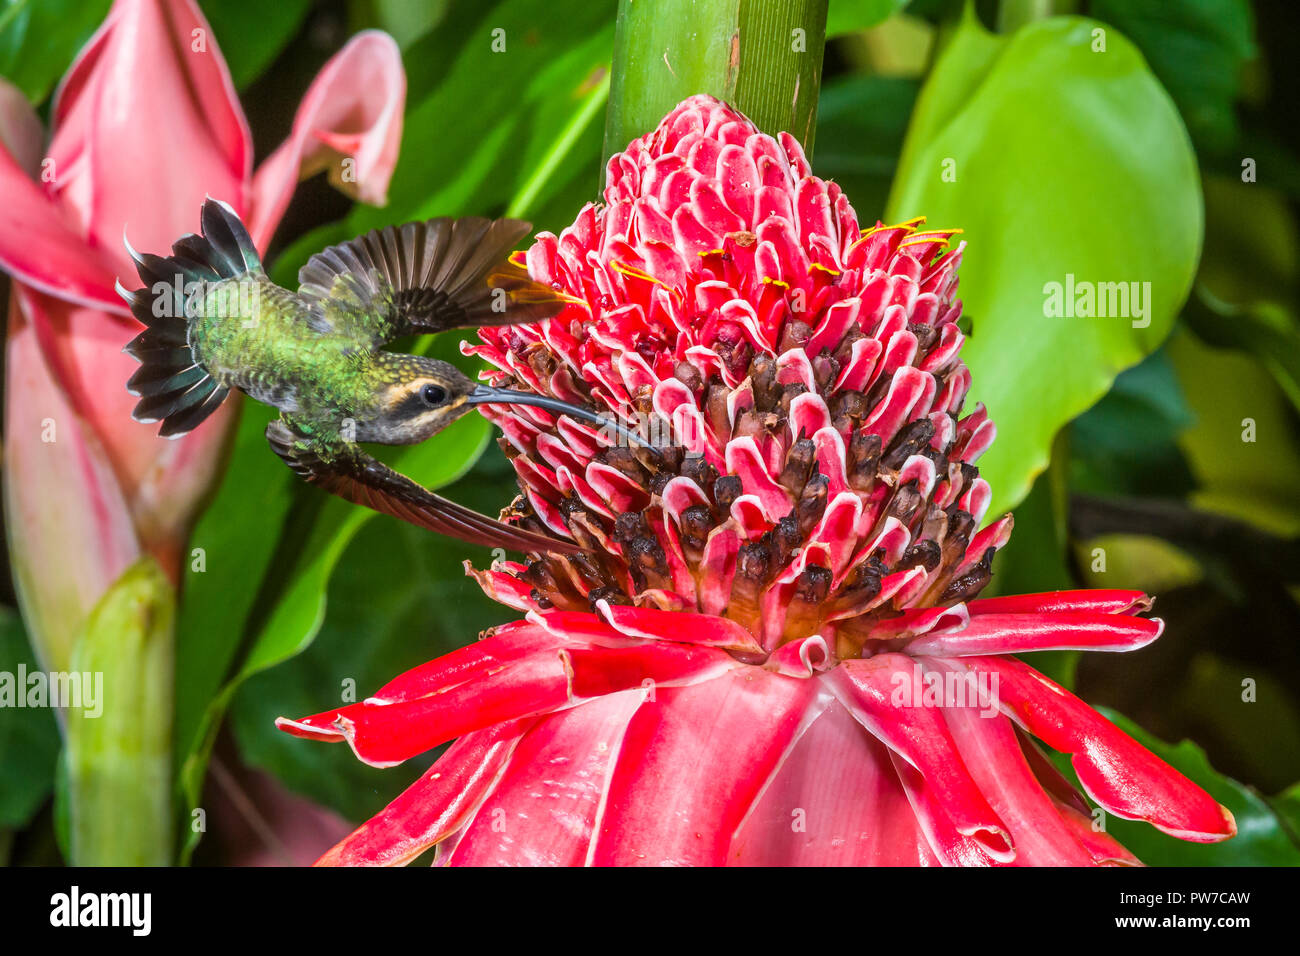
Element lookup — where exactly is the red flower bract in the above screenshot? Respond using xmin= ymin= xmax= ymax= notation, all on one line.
xmin=278 ymin=95 xmax=1235 ymax=866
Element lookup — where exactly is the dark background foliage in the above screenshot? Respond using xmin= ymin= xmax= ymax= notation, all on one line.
xmin=1 ymin=0 xmax=1298 ymax=865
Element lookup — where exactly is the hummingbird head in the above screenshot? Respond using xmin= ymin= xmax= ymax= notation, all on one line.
xmin=356 ymin=353 xmax=657 ymax=454
xmin=356 ymin=354 xmax=482 ymax=445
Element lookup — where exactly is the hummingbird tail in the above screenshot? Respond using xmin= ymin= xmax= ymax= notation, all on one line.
xmin=119 ymin=198 xmax=259 ymax=438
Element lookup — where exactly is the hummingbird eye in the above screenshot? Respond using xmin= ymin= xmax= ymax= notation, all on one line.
xmin=420 ymin=384 xmax=448 ymax=407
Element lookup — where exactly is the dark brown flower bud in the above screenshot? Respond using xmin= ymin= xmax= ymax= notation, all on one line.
xmin=779 ymin=437 xmax=816 ymax=495
xmin=713 ymin=474 xmax=742 ymax=509
xmin=883 ymin=417 xmax=936 ymax=469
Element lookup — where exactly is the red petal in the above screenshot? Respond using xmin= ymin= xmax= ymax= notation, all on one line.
xmin=276 ymin=648 xmax=573 ymax=766
xmin=588 ymin=670 xmax=816 ymax=865
xmin=248 ymin=30 xmax=403 ymax=246
xmin=958 ymin=655 xmax=1237 ymax=841
xmin=732 ymin=701 xmax=939 ymax=865
xmin=594 ymin=601 xmax=763 ymax=655
xmin=940 ymin=687 xmax=1098 ymax=865
xmin=1052 ymin=798 xmax=1142 ymax=865
xmin=442 ymin=692 xmax=644 ymax=866
xmin=371 ymin=622 xmax=570 ymax=703
xmin=904 ymin=610 xmax=1163 ymax=656
xmin=968 ymin=589 xmax=1153 ymax=617
xmin=565 ymin=641 xmax=744 ymax=698
xmin=315 ymin=720 xmax=531 ymax=866
xmin=828 ymin=655 xmax=1014 ymax=864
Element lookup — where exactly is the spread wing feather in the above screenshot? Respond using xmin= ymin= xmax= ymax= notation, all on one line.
xmin=266 ymin=420 xmax=578 ymax=554
xmin=296 ymin=217 xmax=572 ymax=345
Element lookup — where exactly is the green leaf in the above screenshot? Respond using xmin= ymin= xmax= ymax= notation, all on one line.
xmin=0 ymin=0 xmax=110 ymax=103
xmin=199 ymin=0 xmax=312 ymax=89
xmin=1167 ymin=328 xmax=1300 ymax=538
xmin=1069 ymin=347 xmax=1196 ymax=498
xmin=826 ymin=0 xmax=906 ymax=37
xmin=886 ymin=11 xmax=1202 ymax=517
xmin=268 ymin=221 xmax=354 ymax=289
xmin=815 ymin=74 xmax=918 ymax=220
xmin=349 ymin=0 xmax=618 ymax=232
xmin=1267 ymin=781 xmax=1300 ymax=852
xmin=1186 ymin=177 xmax=1300 ymax=412
xmin=175 ymin=339 xmax=490 ymax=861
xmin=1054 ymin=707 xmax=1300 ymax=865
xmin=173 ymin=400 xmax=293 ymax=767
xmin=239 ymin=418 xmax=490 ymax=680
xmin=369 ymin=0 xmax=451 ymax=50
xmin=0 ymin=608 xmax=60 ymax=828
xmin=1089 ymin=0 xmax=1254 ymax=156
xmin=230 ymin=457 xmax=517 ymax=822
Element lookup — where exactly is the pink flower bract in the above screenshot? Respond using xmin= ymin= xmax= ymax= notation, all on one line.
xmin=279 ymin=95 xmax=1235 ymax=866
xmin=0 ymin=0 xmax=404 ymax=672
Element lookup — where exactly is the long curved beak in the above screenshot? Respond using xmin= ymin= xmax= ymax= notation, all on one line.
xmin=466 ymin=385 xmax=659 ymax=457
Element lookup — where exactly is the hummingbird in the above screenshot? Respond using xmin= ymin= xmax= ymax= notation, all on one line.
xmin=116 ymin=198 xmax=645 ymax=555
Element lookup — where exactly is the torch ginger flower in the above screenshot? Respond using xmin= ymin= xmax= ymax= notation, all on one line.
xmin=279 ymin=95 xmax=1236 ymax=866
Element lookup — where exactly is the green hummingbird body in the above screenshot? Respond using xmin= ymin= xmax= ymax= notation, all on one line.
xmin=188 ymin=275 xmax=373 ymax=442
xmin=120 ymin=198 xmax=617 ymax=554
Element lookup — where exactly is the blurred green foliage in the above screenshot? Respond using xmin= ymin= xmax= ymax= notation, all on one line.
xmin=0 ymin=0 xmax=110 ymax=103
xmin=1 ymin=0 xmax=1298 ymax=866
xmin=888 ymin=10 xmax=1202 ymax=519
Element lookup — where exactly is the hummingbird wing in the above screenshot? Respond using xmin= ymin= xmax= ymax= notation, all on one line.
xmin=265 ymin=420 xmax=579 ymax=555
xmin=295 ymin=217 xmax=573 ymax=346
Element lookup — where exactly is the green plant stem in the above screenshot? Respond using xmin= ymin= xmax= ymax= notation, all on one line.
xmin=997 ymin=0 xmax=1077 ymax=33
xmin=65 ymin=558 xmax=174 ymax=866
xmin=603 ymin=0 xmax=829 ymax=166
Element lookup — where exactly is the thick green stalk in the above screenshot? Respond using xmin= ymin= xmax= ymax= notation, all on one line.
xmin=603 ymin=0 xmax=829 ymax=166
xmin=65 ymin=558 xmax=174 ymax=866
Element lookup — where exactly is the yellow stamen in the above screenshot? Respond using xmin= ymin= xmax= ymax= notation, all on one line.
xmin=610 ymin=260 xmax=682 ymax=301
xmin=859 ymin=214 xmax=927 ymax=238
xmin=899 ymin=228 xmax=964 ymax=246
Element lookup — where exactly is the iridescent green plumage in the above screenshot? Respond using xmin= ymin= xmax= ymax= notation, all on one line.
xmin=118 ymin=199 xmax=612 ymax=553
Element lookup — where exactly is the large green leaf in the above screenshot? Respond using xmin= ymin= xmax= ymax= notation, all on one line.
xmin=350 ymin=0 xmax=617 ymax=233
xmin=1052 ymin=707 xmax=1300 ymax=865
xmin=174 ymin=341 xmax=489 ymax=860
xmin=0 ymin=608 xmax=59 ymax=829
xmin=886 ymin=10 xmax=1202 ymax=518
xmin=230 ymin=455 xmax=518 ymax=822
xmin=0 ymin=0 xmax=109 ymax=103
xmin=815 ymin=74 xmax=918 ymax=223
